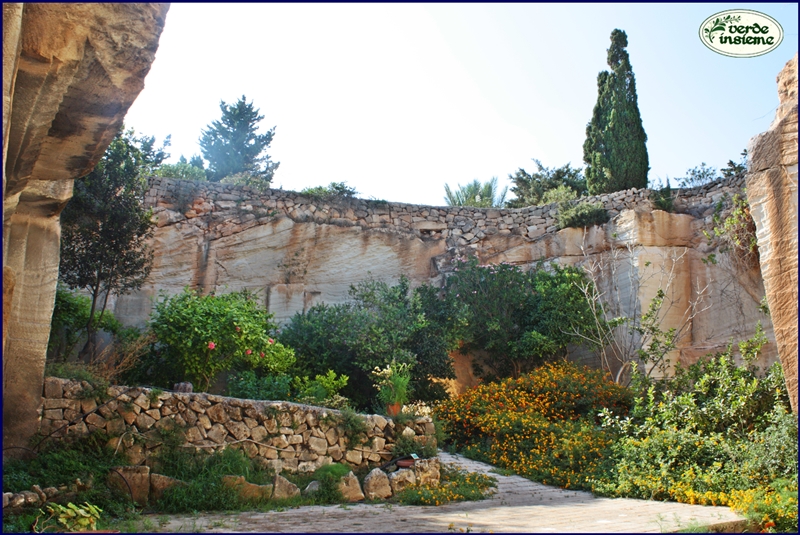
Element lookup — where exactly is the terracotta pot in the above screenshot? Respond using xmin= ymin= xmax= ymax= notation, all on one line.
xmin=386 ymin=402 xmax=402 ymax=417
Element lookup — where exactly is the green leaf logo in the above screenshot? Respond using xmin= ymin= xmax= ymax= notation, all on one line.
xmin=699 ymin=10 xmax=784 ymax=58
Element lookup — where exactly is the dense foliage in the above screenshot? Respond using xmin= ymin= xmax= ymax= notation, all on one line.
xmin=436 ymin=361 xmax=632 ymax=490
xmin=583 ymin=29 xmax=649 ymax=194
xmin=443 ymin=258 xmax=598 ymax=379
xmin=59 ymin=126 xmax=164 ymax=358
xmin=47 ymin=285 xmax=123 ymax=362
xmin=279 ymin=277 xmax=460 ymax=409
xmin=146 ymin=288 xmax=295 ymax=391
xmin=593 ymin=329 xmax=796 ymax=532
xmin=199 ymin=95 xmax=279 ymax=183
xmin=506 ymin=160 xmax=587 ymax=208
xmin=154 ymin=156 xmax=207 ymax=181
xmin=444 ymin=177 xmax=508 ymax=207
xmin=300 ymin=182 xmax=358 ymax=199
xmin=556 ymin=201 xmax=610 ymax=229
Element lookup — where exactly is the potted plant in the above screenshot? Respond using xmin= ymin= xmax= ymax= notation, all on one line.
xmin=371 ymin=360 xmax=412 ymax=417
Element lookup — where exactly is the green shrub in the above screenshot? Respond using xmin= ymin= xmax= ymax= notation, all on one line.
xmin=541 ymin=184 xmax=579 ymax=205
xmin=443 ymin=257 xmax=599 ymax=380
xmin=148 ymin=288 xmax=295 ymax=391
xmin=156 ymin=447 xmax=274 ymax=513
xmin=391 ymin=434 xmax=438 ymax=459
xmin=307 ymin=464 xmax=349 ymax=504
xmin=594 ymin=328 xmax=797 ymax=532
xmin=47 ymin=285 xmax=123 ymax=361
xmin=220 ymin=171 xmax=271 ymax=194
xmin=280 ymin=277 xmax=458 ymax=409
xmin=227 ymin=370 xmax=292 ymax=401
xmin=557 ymin=201 xmax=609 ymax=229
xmin=649 ymin=180 xmax=674 ymax=212
xmin=300 ymin=182 xmax=358 ymax=199
xmin=154 ymin=162 xmax=206 ymax=182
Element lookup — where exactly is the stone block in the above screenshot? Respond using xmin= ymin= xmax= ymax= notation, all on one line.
xmin=221 ymin=475 xmax=272 ymax=501
xmin=345 ymin=449 xmax=362 ymax=465
xmin=43 ymin=378 xmax=63 ymax=399
xmin=338 ymin=472 xmax=365 ymax=502
xmin=225 ymin=420 xmax=251 ymax=440
xmin=414 ymin=458 xmax=440 ymax=487
xmin=388 ymin=469 xmax=416 ymax=493
xmin=206 ymin=403 xmax=230 ymax=424
xmin=363 ymin=468 xmax=392 ymax=500
xmin=272 ymin=475 xmax=300 ymax=499
xmin=206 ymin=423 xmax=229 ymax=444
xmin=308 ymin=436 xmax=328 ymax=454
xmin=109 ymin=465 xmax=150 ymax=506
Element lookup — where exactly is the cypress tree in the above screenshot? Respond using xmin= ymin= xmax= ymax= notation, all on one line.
xmin=583 ymin=29 xmax=649 ymax=194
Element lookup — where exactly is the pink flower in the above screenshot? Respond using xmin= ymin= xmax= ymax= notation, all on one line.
xmin=245 ymin=349 xmax=252 ymax=355
xmin=268 ymin=338 xmax=274 ymax=344
xmin=208 ymin=342 xmax=216 ymax=350
xmin=260 ymin=352 xmax=265 ymax=358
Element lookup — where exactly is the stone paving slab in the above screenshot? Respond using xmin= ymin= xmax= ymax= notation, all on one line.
xmin=151 ymin=452 xmax=747 ymax=533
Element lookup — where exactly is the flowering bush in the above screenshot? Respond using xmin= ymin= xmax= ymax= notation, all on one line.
xmin=149 ymin=288 xmax=295 ymax=391
xmin=435 ymin=361 xmax=631 ymax=490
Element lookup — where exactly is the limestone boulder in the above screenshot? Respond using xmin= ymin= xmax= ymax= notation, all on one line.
xmin=221 ymin=475 xmax=273 ymax=502
xmin=388 ymin=468 xmax=416 ymax=494
xmin=272 ymin=475 xmax=300 ymax=500
xmin=363 ymin=468 xmax=392 ymax=500
xmin=108 ymin=465 xmax=150 ymax=506
xmin=337 ymin=471 xmax=365 ymax=502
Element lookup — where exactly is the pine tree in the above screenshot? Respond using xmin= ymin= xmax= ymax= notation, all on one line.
xmin=199 ymin=95 xmax=279 ymax=183
xmin=583 ymin=29 xmax=649 ymax=194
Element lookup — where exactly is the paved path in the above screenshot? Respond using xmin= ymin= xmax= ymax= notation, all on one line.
xmin=152 ymin=452 xmax=747 ymax=533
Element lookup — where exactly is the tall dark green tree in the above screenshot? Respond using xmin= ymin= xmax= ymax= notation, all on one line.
xmin=583 ymin=29 xmax=649 ymax=194
xmin=199 ymin=95 xmax=279 ymax=183
xmin=59 ymin=126 xmax=166 ymax=358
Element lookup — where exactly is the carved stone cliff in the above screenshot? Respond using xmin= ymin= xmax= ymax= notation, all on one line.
xmin=746 ymin=53 xmax=798 ymax=412
xmin=113 ymin=172 xmax=778 ymax=385
xmin=2 ymin=3 xmax=170 ymax=453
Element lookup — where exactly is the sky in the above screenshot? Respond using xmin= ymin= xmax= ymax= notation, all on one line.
xmin=124 ymin=3 xmax=799 ymax=207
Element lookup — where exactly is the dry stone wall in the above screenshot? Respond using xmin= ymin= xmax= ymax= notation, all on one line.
xmin=144 ymin=174 xmax=746 ymax=252
xmin=38 ymin=377 xmax=436 ymax=475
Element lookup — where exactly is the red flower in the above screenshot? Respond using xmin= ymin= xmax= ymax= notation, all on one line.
xmin=245 ymin=349 xmax=252 ymax=355
xmin=235 ymin=326 xmax=241 ymax=332
xmin=260 ymin=352 xmax=265 ymax=358
xmin=268 ymin=338 xmax=274 ymax=344
xmin=208 ymin=342 xmax=216 ymax=350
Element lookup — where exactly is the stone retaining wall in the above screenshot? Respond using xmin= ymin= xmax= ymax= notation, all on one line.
xmin=38 ymin=378 xmax=435 ymax=475
xmin=145 ymin=175 xmax=746 ymax=253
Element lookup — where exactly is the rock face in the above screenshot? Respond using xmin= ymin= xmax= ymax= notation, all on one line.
xmin=746 ymin=53 xmax=798 ymax=412
xmin=117 ymin=173 xmax=779 ymax=384
xmin=2 ymin=3 xmax=169 ymax=454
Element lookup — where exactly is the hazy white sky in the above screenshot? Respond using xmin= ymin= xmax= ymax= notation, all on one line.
xmin=124 ymin=3 xmax=798 ymax=207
